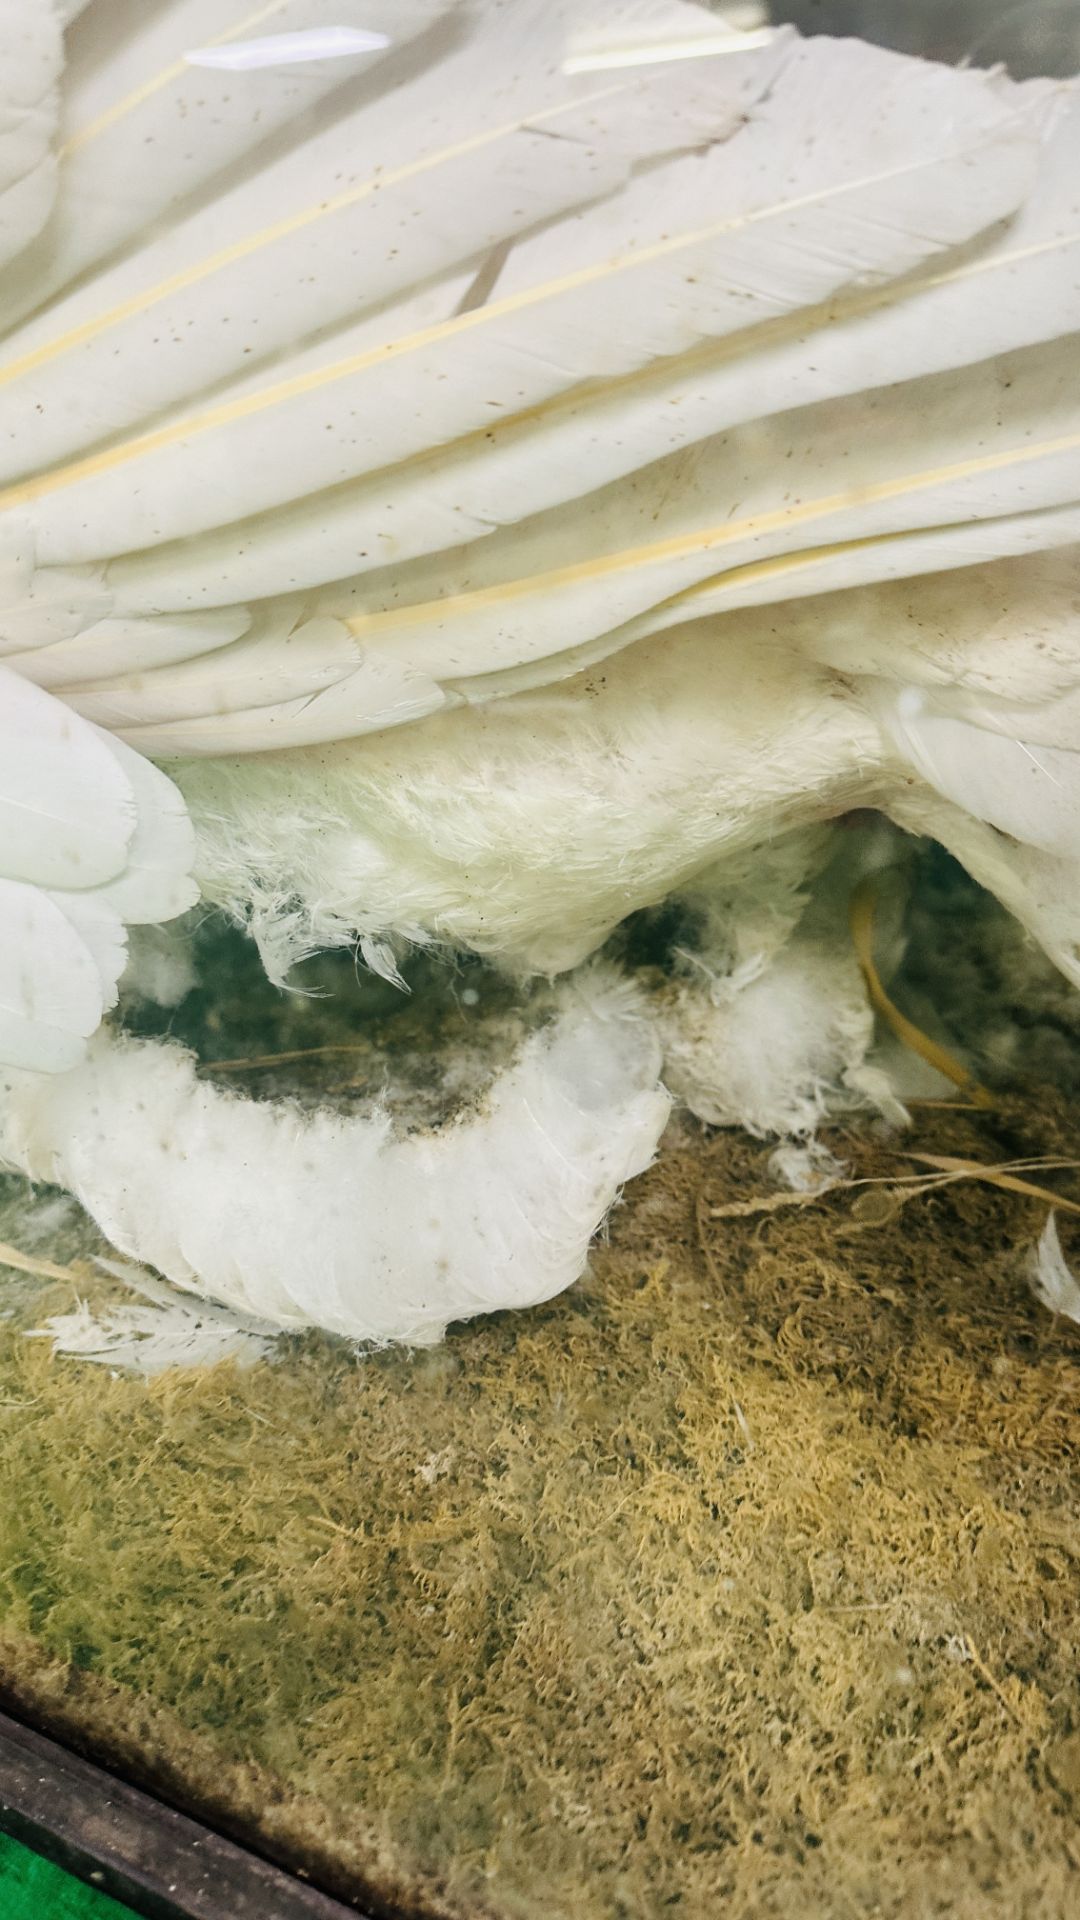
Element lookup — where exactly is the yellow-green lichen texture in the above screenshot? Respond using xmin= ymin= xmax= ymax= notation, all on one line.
xmin=1 ymin=1088 xmax=1080 ymax=1919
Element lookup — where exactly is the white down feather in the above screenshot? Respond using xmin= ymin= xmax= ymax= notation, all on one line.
xmin=0 ymin=976 xmax=671 ymax=1345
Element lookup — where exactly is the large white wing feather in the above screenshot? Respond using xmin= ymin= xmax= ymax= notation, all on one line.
xmin=0 ymin=7 xmax=788 ymax=486
xmin=0 ymin=664 xmax=133 ymax=886
xmin=3 ymin=3 xmax=1080 ymax=1007
xmin=79 ymin=334 xmax=1080 ymax=751
xmin=0 ymin=37 xmax=1047 ymax=573
xmin=0 ymin=0 xmax=451 ymax=331
xmin=0 ymin=0 xmax=61 ymax=272
xmin=0 ymin=879 xmax=105 ymax=1073
xmin=0 ymin=668 xmax=197 ymax=1071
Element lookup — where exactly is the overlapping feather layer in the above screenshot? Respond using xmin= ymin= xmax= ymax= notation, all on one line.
xmin=3 ymin=2 xmax=1080 ymax=1344
xmin=3 ymin=0 xmax=1078 ymax=990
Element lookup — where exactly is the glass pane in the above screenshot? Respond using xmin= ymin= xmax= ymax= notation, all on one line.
xmin=2 ymin=6 xmax=1079 ymax=1917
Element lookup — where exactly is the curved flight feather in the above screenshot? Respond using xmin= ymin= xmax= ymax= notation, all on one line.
xmin=0 ymin=667 xmax=196 ymax=1072
xmin=0 ymin=38 xmax=1052 ymax=562
xmin=0 ymin=0 xmax=61 ymax=272
xmin=0 ymin=981 xmax=671 ymax=1343
xmin=64 ymin=334 xmax=1080 ymax=752
xmin=0 ymin=0 xmax=453 ymax=332
xmin=1 ymin=15 xmax=1071 ymax=663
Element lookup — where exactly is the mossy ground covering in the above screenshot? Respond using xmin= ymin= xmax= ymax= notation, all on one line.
xmin=0 ymin=900 xmax=1079 ymax=1918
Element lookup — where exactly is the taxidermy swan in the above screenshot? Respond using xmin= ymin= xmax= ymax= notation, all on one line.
xmin=2 ymin=0 xmax=1080 ymax=1345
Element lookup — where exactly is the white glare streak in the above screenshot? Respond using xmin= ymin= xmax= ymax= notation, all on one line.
xmin=564 ymin=28 xmax=777 ymax=74
xmin=185 ymin=27 xmax=391 ymax=71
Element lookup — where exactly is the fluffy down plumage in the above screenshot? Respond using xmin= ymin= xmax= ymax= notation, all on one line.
xmin=0 ymin=973 xmax=670 ymax=1346
xmin=1 ymin=0 xmax=1079 ymax=1344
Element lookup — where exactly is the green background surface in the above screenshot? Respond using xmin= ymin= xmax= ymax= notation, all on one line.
xmin=0 ymin=1831 xmax=135 ymax=1919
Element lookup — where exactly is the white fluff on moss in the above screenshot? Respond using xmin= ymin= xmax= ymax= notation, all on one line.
xmin=650 ymin=824 xmax=908 ymax=1136
xmin=1028 ymin=1213 xmax=1080 ymax=1327
xmin=767 ymin=1139 xmax=848 ymax=1197
xmin=0 ymin=975 xmax=669 ymax=1345
xmin=658 ymin=934 xmax=879 ymax=1138
xmin=32 ymin=1260 xmax=275 ymax=1374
